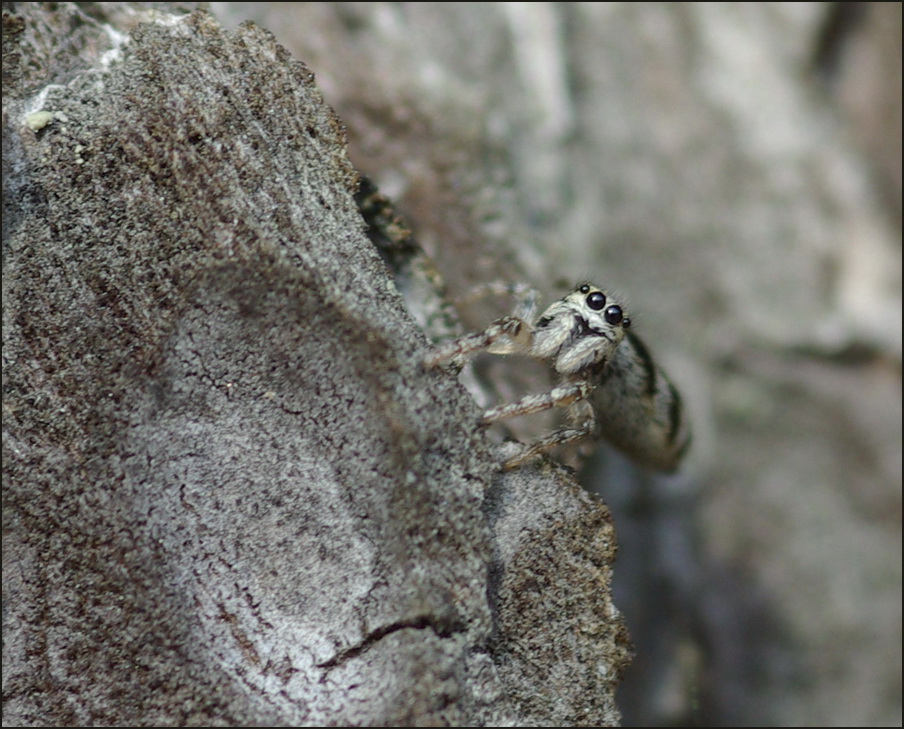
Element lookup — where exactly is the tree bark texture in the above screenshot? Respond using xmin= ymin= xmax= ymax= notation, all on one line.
xmin=2 ymin=6 xmax=628 ymax=726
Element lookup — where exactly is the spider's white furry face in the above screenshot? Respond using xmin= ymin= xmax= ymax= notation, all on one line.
xmin=531 ymin=284 xmax=631 ymax=375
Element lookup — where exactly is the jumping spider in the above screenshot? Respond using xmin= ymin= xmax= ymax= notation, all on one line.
xmin=425 ymin=282 xmax=691 ymax=471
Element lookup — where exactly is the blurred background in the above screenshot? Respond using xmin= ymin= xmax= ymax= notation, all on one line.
xmin=214 ymin=4 xmax=901 ymax=725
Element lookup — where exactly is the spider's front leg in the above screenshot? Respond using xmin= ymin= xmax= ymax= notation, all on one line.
xmin=481 ymin=380 xmax=598 ymax=470
xmin=423 ymin=315 xmax=533 ymax=368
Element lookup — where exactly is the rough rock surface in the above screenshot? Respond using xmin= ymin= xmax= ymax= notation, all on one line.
xmin=2 ymin=6 xmax=629 ymax=726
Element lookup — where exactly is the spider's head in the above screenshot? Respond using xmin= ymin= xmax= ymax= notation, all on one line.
xmin=572 ymin=282 xmax=631 ymax=331
xmin=533 ymin=283 xmax=631 ymax=374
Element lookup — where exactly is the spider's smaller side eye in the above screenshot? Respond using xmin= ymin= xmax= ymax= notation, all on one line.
xmin=579 ymin=284 xmax=591 ymax=294
xmin=587 ymin=291 xmax=607 ymax=311
xmin=604 ymin=305 xmax=624 ymax=325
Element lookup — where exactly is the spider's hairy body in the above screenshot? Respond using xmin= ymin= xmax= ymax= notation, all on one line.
xmin=425 ymin=282 xmax=691 ymax=471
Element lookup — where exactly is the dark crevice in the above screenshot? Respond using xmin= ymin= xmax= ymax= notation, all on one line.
xmin=811 ymin=2 xmax=869 ymax=84
xmin=316 ymin=614 xmax=466 ymax=672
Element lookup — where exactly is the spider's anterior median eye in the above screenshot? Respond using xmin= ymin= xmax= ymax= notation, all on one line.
xmin=586 ymin=291 xmax=606 ymax=310
xmin=604 ymin=305 xmax=624 ymax=325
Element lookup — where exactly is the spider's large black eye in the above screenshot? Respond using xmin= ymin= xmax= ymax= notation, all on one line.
xmin=604 ymin=305 xmax=624 ymax=325
xmin=586 ymin=291 xmax=606 ymax=310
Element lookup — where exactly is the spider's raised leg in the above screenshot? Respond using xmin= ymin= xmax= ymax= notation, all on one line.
xmin=423 ymin=314 xmax=533 ymax=368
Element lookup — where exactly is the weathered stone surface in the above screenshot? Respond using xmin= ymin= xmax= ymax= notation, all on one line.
xmin=2 ymin=5 xmax=628 ymax=726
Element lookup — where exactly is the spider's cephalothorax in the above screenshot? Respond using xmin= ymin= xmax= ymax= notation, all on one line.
xmin=425 ymin=282 xmax=691 ymax=471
